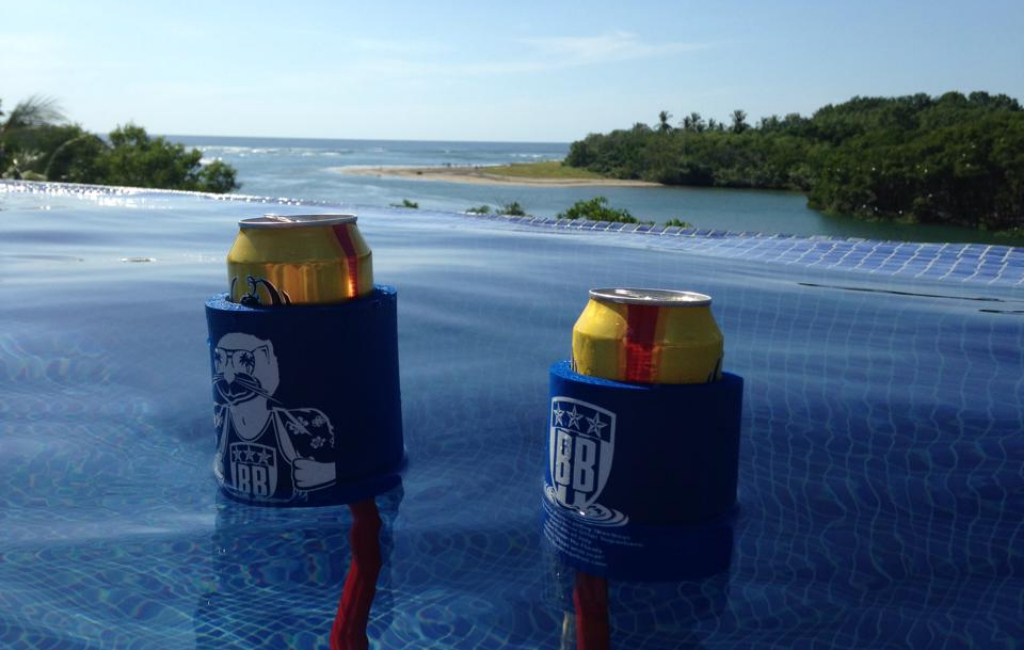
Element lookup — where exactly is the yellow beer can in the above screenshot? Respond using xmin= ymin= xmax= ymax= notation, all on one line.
xmin=227 ymin=214 xmax=373 ymax=305
xmin=572 ymin=288 xmax=723 ymax=384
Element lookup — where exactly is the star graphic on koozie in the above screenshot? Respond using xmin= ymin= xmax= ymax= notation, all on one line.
xmin=231 ymin=448 xmax=242 ymax=463
xmin=552 ymin=403 xmax=566 ymax=426
xmin=587 ymin=413 xmax=607 ymax=437
xmin=566 ymin=406 xmax=583 ymax=430
xmin=257 ymin=449 xmax=272 ymax=465
xmin=244 ymin=448 xmax=256 ymax=463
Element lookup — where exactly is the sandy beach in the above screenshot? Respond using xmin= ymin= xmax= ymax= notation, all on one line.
xmin=331 ymin=165 xmax=662 ymax=187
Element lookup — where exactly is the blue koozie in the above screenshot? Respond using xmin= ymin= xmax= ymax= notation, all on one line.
xmin=543 ymin=360 xmax=743 ymax=580
xmin=204 ymin=286 xmax=404 ymax=507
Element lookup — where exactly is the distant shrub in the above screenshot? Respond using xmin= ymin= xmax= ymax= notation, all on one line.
xmin=497 ymin=201 xmax=529 ymax=217
xmin=466 ymin=204 xmax=491 ymax=214
xmin=664 ymin=218 xmax=693 ymax=228
xmin=390 ymin=198 xmax=419 ymax=209
xmin=558 ymin=196 xmax=640 ymax=223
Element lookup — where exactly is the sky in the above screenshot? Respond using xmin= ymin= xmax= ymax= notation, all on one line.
xmin=2 ymin=0 xmax=1022 ymax=142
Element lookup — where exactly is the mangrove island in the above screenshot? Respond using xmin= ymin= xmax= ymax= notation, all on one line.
xmin=565 ymin=92 xmax=1024 ymax=233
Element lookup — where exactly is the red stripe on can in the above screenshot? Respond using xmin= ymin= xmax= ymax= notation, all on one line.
xmin=331 ymin=224 xmax=360 ymax=298
xmin=624 ymin=304 xmax=660 ymax=382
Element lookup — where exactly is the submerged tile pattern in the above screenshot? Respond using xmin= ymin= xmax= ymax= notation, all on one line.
xmin=1 ymin=182 xmax=1022 ymax=650
xmin=468 ymin=212 xmax=1024 ymax=287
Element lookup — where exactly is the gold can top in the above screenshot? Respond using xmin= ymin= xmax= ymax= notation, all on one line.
xmin=239 ymin=214 xmax=358 ymax=229
xmin=588 ymin=287 xmax=711 ymax=307
xmin=227 ymin=212 xmax=372 ymax=304
xmin=574 ymin=287 xmax=722 ymax=383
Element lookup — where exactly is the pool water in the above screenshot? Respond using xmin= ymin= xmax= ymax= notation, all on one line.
xmin=1 ymin=181 xmax=1022 ymax=649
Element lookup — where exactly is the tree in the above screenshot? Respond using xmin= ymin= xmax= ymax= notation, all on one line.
xmin=0 ymin=95 xmax=65 ymax=177
xmin=94 ymin=124 xmax=239 ymax=193
xmin=657 ymin=110 xmax=673 ymax=133
xmin=38 ymin=125 xmax=106 ymax=183
xmin=758 ymin=114 xmax=782 ymax=131
xmin=0 ymin=97 xmax=240 ymax=193
xmin=682 ymin=112 xmax=705 ymax=132
xmin=562 ymin=92 xmax=1024 ymax=230
xmin=0 ymin=95 xmax=63 ymax=141
xmin=730 ymin=109 xmax=749 ymax=133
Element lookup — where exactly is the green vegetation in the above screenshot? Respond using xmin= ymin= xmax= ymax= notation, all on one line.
xmin=92 ymin=125 xmax=239 ymax=192
xmin=497 ymin=201 xmax=529 ymax=217
xmin=471 ymin=197 xmax=685 ymax=227
xmin=664 ymin=218 xmax=693 ymax=228
xmin=0 ymin=96 xmax=239 ymax=193
xmin=557 ymin=196 xmax=648 ymax=224
xmin=483 ymin=160 xmax=606 ymax=180
xmin=465 ymin=201 xmax=529 ymax=217
xmin=390 ymin=198 xmax=419 ymax=209
xmin=565 ymin=92 xmax=1024 ymax=231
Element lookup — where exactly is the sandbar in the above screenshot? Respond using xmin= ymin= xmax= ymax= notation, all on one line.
xmin=330 ymin=165 xmax=661 ymax=188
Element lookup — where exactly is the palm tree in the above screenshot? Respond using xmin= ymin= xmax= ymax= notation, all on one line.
xmin=730 ymin=109 xmax=749 ymax=134
xmin=657 ymin=110 xmax=673 ymax=133
xmin=0 ymin=95 xmax=63 ymax=135
xmin=0 ymin=95 xmax=65 ymax=176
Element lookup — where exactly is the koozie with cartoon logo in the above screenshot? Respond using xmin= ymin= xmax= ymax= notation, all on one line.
xmin=205 ymin=286 xmax=404 ymax=507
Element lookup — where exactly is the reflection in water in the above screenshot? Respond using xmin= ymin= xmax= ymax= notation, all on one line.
xmin=194 ymin=484 xmax=403 ymax=649
xmin=330 ymin=499 xmax=385 ymax=650
xmin=571 ymin=572 xmax=610 ymax=650
xmin=546 ymin=518 xmax=735 ymax=650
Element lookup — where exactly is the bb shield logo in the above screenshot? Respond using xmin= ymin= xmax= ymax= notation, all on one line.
xmin=548 ymin=397 xmax=616 ymax=512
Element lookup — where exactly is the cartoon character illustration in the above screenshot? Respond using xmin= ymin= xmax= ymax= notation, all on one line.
xmin=212 ymin=332 xmax=335 ymax=503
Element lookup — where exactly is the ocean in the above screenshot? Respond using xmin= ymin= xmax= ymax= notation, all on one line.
xmin=178 ymin=135 xmax=1021 ymax=245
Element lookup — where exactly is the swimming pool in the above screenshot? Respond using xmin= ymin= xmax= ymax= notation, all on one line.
xmin=1 ymin=181 xmax=1021 ymax=649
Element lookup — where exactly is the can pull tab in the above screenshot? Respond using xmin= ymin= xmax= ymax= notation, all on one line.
xmin=262 ymin=214 xmax=297 ymax=223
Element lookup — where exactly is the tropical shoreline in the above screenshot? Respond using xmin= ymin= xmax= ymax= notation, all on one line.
xmin=331 ymin=164 xmax=662 ymax=188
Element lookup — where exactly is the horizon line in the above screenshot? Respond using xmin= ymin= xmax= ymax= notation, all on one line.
xmin=161 ymin=133 xmax=575 ymax=146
